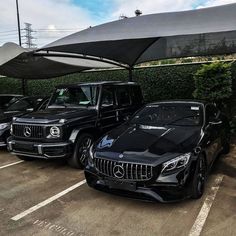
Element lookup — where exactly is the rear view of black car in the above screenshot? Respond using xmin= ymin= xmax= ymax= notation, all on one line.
xmin=85 ymin=101 xmax=230 ymax=202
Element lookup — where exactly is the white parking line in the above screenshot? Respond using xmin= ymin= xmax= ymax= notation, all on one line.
xmin=189 ymin=175 xmax=224 ymax=236
xmin=0 ymin=160 xmax=24 ymax=169
xmin=11 ymin=179 xmax=86 ymax=221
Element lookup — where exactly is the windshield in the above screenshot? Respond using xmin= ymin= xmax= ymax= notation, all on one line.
xmin=130 ymin=103 xmax=203 ymax=127
xmin=0 ymin=96 xmax=21 ymax=110
xmin=48 ymin=86 xmax=99 ymax=108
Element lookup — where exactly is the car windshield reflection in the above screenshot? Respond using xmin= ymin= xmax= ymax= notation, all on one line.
xmin=48 ymin=86 xmax=98 ymax=108
xmin=130 ymin=103 xmax=203 ymax=127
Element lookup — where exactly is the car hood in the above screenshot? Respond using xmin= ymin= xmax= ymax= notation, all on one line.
xmin=16 ymin=108 xmax=96 ymax=124
xmin=95 ymin=124 xmax=202 ymax=164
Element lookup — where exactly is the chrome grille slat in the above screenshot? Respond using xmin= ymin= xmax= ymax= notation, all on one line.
xmin=94 ymin=157 xmax=153 ymax=181
xmin=13 ymin=124 xmax=44 ymax=139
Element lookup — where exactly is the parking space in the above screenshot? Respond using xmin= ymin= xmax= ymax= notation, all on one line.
xmin=0 ymin=145 xmax=235 ymax=236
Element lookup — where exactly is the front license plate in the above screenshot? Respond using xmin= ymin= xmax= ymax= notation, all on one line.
xmin=15 ymin=143 xmax=34 ymax=151
xmin=105 ymin=179 xmax=136 ymax=191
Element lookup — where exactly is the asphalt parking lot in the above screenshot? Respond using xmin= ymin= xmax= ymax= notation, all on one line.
xmin=0 ymin=143 xmax=235 ymax=236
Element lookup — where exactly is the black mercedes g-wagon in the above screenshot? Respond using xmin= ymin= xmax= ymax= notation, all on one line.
xmin=8 ymin=82 xmax=144 ymax=168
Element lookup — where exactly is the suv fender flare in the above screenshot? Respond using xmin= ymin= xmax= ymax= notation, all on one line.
xmin=69 ymin=126 xmax=99 ymax=143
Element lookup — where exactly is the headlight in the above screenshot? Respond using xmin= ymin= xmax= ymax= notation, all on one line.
xmin=0 ymin=123 xmax=10 ymax=130
xmin=49 ymin=126 xmax=61 ymax=137
xmin=161 ymin=153 xmax=191 ymax=173
xmin=10 ymin=124 xmax=13 ymax=134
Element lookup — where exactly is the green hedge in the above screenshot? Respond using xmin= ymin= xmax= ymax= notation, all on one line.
xmin=0 ymin=62 xmax=235 ymax=104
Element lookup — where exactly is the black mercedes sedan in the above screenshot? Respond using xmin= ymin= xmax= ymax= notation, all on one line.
xmin=85 ymin=101 xmax=230 ymax=202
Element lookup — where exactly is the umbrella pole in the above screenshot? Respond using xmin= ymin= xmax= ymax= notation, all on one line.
xmin=128 ymin=67 xmax=133 ymax=82
xmin=22 ymin=79 xmax=27 ymax=95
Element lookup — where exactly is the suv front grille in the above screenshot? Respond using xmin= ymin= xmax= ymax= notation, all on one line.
xmin=94 ymin=157 xmax=153 ymax=181
xmin=13 ymin=124 xmax=44 ymax=139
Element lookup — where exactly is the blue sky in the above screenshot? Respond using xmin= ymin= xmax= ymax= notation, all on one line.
xmin=72 ymin=0 xmax=115 ymax=21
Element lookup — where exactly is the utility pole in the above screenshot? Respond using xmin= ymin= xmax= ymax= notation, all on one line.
xmin=15 ymin=0 xmax=27 ymax=95
xmin=16 ymin=0 xmax=21 ymax=46
xmin=23 ymin=23 xmax=37 ymax=48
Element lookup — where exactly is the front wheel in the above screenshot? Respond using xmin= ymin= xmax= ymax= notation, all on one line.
xmin=68 ymin=133 xmax=94 ymax=169
xmin=191 ymin=154 xmax=207 ymax=199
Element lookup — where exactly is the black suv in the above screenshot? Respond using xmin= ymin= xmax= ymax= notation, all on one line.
xmin=8 ymin=82 xmax=144 ymax=168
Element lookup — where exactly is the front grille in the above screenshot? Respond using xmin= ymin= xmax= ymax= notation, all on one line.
xmin=94 ymin=157 xmax=153 ymax=181
xmin=13 ymin=124 xmax=44 ymax=139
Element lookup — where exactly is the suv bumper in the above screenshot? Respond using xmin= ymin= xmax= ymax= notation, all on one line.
xmin=0 ymin=129 xmax=10 ymax=147
xmin=8 ymin=139 xmax=73 ymax=159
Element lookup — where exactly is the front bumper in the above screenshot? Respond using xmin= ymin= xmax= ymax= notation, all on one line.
xmin=85 ymin=162 xmax=196 ymax=203
xmin=7 ymin=138 xmax=73 ymax=159
xmin=0 ymin=128 xmax=10 ymax=147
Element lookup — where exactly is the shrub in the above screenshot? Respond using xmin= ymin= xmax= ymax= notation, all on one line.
xmin=193 ymin=62 xmax=232 ymax=103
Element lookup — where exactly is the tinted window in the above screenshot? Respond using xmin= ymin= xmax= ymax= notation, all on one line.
xmin=48 ymin=86 xmax=98 ymax=108
xmin=116 ymin=86 xmax=130 ymax=106
xmin=130 ymin=103 xmax=203 ymax=126
xmin=101 ymin=87 xmax=114 ymax=107
xmin=0 ymin=96 xmax=20 ymax=110
xmin=6 ymin=98 xmax=32 ymax=111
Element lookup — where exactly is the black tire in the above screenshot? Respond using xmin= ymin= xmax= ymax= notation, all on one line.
xmin=17 ymin=155 xmax=35 ymax=161
xmin=191 ymin=154 xmax=207 ymax=199
xmin=68 ymin=133 xmax=94 ymax=169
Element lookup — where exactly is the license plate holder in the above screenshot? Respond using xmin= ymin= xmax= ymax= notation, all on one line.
xmin=14 ymin=143 xmax=34 ymax=151
xmin=105 ymin=179 xmax=136 ymax=191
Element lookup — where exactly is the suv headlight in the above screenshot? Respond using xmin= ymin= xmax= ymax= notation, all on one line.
xmin=161 ymin=153 xmax=191 ymax=173
xmin=49 ymin=126 xmax=61 ymax=138
xmin=0 ymin=123 xmax=10 ymax=130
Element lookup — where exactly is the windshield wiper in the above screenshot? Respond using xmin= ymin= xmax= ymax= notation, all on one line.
xmin=166 ymin=115 xmax=197 ymax=126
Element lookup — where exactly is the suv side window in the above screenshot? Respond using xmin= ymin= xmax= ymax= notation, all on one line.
xmin=116 ymin=86 xmax=131 ymax=106
xmin=205 ymin=104 xmax=219 ymax=123
xmin=101 ymin=87 xmax=114 ymax=107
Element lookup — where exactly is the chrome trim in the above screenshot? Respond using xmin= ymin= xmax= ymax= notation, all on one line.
xmin=0 ymin=142 xmax=6 ymax=147
xmin=94 ymin=157 xmax=153 ymax=181
xmin=8 ymin=140 xmax=71 ymax=159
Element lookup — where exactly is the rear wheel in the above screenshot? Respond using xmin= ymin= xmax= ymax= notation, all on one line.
xmin=17 ymin=155 xmax=35 ymax=161
xmin=191 ymin=154 xmax=207 ymax=199
xmin=68 ymin=133 xmax=94 ymax=169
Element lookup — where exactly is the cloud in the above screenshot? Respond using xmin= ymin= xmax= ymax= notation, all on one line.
xmin=111 ymin=0 xmax=196 ymax=18
xmin=196 ymin=0 xmax=236 ymax=8
xmin=0 ymin=0 xmax=95 ymax=47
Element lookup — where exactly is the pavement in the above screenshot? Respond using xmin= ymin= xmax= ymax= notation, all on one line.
xmin=0 ymin=144 xmax=235 ymax=236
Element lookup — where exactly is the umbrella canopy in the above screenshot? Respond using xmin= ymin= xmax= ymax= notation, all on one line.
xmin=0 ymin=43 xmax=116 ymax=79
xmin=41 ymin=3 xmax=236 ymax=67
